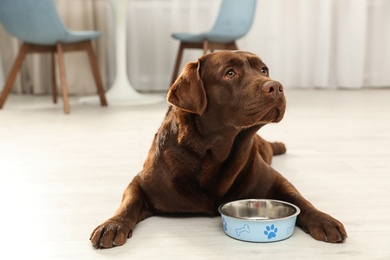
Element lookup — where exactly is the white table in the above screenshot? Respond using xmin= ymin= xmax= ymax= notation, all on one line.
xmin=79 ymin=0 xmax=164 ymax=105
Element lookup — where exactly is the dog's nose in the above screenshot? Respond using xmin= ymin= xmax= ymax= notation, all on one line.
xmin=261 ymin=81 xmax=284 ymax=98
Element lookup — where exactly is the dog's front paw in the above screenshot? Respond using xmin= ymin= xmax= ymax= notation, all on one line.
xmin=90 ymin=218 xmax=133 ymax=249
xmin=298 ymin=211 xmax=348 ymax=243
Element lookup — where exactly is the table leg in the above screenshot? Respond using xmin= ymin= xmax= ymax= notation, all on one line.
xmin=79 ymin=0 xmax=164 ymax=106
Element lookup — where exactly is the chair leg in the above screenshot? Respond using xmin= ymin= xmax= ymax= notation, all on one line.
xmin=171 ymin=42 xmax=185 ymax=86
xmin=0 ymin=43 xmax=28 ymax=109
xmin=85 ymin=41 xmax=107 ymax=107
xmin=203 ymin=40 xmax=209 ymax=55
xmin=231 ymin=42 xmax=238 ymax=50
xmin=56 ymin=43 xmax=70 ymax=114
xmin=51 ymin=53 xmax=57 ymax=104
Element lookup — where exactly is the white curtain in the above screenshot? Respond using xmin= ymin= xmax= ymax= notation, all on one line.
xmin=0 ymin=0 xmax=389 ymax=95
xmin=364 ymin=0 xmax=390 ymax=87
xmin=127 ymin=0 xmax=220 ymax=91
xmin=127 ymin=0 xmax=390 ymax=90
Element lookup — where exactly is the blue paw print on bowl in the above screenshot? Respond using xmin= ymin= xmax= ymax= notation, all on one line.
xmin=264 ymin=224 xmax=278 ymax=239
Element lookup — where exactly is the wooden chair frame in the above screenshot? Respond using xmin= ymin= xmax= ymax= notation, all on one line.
xmin=170 ymin=40 xmax=238 ymax=86
xmin=0 ymin=40 xmax=108 ymax=114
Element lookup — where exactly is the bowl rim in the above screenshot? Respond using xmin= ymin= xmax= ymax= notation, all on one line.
xmin=218 ymin=199 xmax=301 ymax=221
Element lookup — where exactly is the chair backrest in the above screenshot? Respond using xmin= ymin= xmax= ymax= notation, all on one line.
xmin=0 ymin=0 xmax=69 ymax=45
xmin=210 ymin=0 xmax=257 ymax=41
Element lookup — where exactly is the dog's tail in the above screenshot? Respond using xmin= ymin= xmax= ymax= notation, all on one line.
xmin=270 ymin=142 xmax=286 ymax=156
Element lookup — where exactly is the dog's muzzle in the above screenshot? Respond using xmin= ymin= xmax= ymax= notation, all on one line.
xmin=261 ymin=81 xmax=284 ymax=99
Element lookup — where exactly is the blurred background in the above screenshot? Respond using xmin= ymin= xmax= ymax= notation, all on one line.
xmin=0 ymin=0 xmax=389 ymax=95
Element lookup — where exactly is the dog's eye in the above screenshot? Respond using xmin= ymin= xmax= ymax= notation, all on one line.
xmin=226 ymin=69 xmax=236 ymax=78
xmin=261 ymin=67 xmax=268 ymax=76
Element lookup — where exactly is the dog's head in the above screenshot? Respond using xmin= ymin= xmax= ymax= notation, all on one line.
xmin=167 ymin=51 xmax=286 ymax=128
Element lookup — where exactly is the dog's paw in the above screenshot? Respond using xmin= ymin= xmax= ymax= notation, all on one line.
xmin=299 ymin=211 xmax=348 ymax=243
xmin=90 ymin=218 xmax=132 ymax=249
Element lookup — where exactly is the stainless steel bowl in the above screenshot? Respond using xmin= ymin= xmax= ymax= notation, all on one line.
xmin=218 ymin=199 xmax=300 ymax=242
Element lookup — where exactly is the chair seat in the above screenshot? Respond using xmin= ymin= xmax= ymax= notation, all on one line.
xmin=0 ymin=0 xmax=101 ymax=45
xmin=19 ymin=30 xmax=100 ymax=46
xmin=172 ymin=32 xmax=239 ymax=44
xmin=60 ymin=30 xmax=100 ymax=44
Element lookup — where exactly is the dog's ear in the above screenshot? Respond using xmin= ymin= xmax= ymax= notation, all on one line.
xmin=167 ymin=61 xmax=207 ymax=116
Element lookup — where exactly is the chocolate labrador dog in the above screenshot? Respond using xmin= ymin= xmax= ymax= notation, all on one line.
xmin=90 ymin=51 xmax=347 ymax=249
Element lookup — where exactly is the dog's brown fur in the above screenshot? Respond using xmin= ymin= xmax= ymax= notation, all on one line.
xmin=90 ymin=51 xmax=347 ymax=249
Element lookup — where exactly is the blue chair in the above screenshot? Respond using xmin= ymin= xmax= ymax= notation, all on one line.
xmin=0 ymin=0 xmax=107 ymax=114
xmin=170 ymin=0 xmax=257 ymax=85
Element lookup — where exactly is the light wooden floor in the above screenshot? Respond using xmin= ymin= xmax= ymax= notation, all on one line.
xmin=0 ymin=89 xmax=389 ymax=259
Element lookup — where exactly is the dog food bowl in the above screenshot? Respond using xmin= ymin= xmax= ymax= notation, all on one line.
xmin=218 ymin=199 xmax=300 ymax=242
